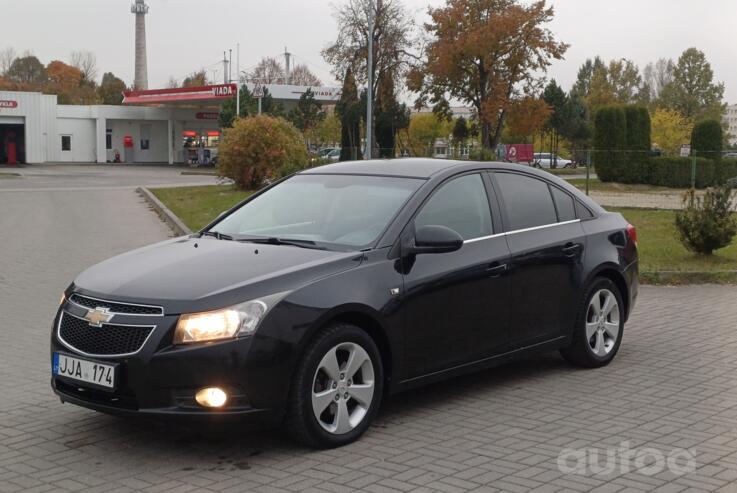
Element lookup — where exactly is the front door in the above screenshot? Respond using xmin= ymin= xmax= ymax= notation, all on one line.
xmin=491 ymin=172 xmax=586 ymax=346
xmin=401 ymin=173 xmax=511 ymax=379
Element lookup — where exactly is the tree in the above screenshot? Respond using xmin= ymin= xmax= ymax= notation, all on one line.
xmin=219 ymin=85 xmax=257 ymax=127
xmin=288 ymin=88 xmax=326 ymax=138
xmin=0 ymin=47 xmax=16 ymax=76
xmin=607 ymin=59 xmax=643 ymax=104
xmin=593 ymin=106 xmax=627 ymax=182
xmin=46 ymin=60 xmax=83 ymax=103
xmin=410 ymin=0 xmax=568 ymax=149
xmin=542 ymin=80 xmax=567 ymax=166
xmin=571 ymin=57 xmax=605 ymax=98
xmin=661 ymin=48 xmax=725 ymax=121
xmin=182 ymin=70 xmax=208 ymax=87
xmin=218 ymin=115 xmax=308 ymax=189
xmin=289 ymin=64 xmax=322 ymax=86
xmin=6 ymin=55 xmax=47 ymax=85
xmin=323 ymin=0 xmax=414 ymax=86
xmin=313 ymin=113 xmax=342 ymax=147
xmin=559 ymin=92 xmax=592 ymax=161
xmin=248 ymin=57 xmax=285 ymax=84
xmin=650 ymin=108 xmax=692 ymax=156
xmin=643 ymin=58 xmax=674 ymax=103
xmin=691 ymin=119 xmax=723 ymax=159
xmin=374 ymin=70 xmax=409 ymax=157
xmin=505 ymin=97 xmax=551 ymax=145
xmin=408 ymin=113 xmax=452 ymax=156
xmin=335 ymin=68 xmax=362 ymax=161
xmin=98 ymin=72 xmax=127 ymax=105
xmin=70 ymin=51 xmax=97 ymax=85
xmin=452 ymin=116 xmax=470 ymax=143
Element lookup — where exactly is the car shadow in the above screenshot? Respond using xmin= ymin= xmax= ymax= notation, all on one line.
xmin=64 ymin=351 xmax=571 ymax=468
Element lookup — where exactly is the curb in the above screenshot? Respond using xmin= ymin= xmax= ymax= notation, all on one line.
xmin=137 ymin=186 xmax=193 ymax=236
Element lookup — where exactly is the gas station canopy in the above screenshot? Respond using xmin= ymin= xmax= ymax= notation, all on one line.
xmin=122 ymin=83 xmax=237 ymax=106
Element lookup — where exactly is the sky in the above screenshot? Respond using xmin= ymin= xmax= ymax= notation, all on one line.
xmin=2 ymin=0 xmax=736 ymax=103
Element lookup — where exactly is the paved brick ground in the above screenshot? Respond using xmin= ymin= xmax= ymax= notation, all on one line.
xmin=2 ymin=167 xmax=737 ymax=492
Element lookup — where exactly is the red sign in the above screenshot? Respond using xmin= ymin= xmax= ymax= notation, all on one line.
xmin=196 ymin=112 xmax=219 ymax=120
xmin=122 ymin=84 xmax=237 ymax=105
xmin=0 ymin=100 xmax=18 ymax=109
xmin=505 ymin=144 xmax=534 ymax=163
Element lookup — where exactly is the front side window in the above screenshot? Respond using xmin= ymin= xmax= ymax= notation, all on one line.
xmin=495 ymin=173 xmax=557 ymax=230
xmin=212 ymin=174 xmax=422 ymax=249
xmin=414 ymin=174 xmax=492 ymax=240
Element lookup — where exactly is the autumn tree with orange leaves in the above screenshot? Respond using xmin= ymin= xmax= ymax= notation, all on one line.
xmin=409 ymin=0 xmax=568 ymax=149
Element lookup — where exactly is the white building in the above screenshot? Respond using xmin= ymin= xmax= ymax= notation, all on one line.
xmin=0 ymin=90 xmax=220 ymax=165
xmin=0 ymin=82 xmax=341 ymax=165
xmin=724 ymin=104 xmax=737 ymax=147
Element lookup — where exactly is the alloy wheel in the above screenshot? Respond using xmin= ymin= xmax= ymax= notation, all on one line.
xmin=586 ymin=289 xmax=620 ymax=357
xmin=311 ymin=342 xmax=375 ymax=435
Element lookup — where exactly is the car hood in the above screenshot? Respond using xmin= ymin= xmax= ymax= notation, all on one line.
xmin=72 ymin=237 xmax=363 ymax=314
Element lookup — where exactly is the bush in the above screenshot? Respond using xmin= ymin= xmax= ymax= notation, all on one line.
xmin=691 ymin=119 xmax=723 ymax=160
xmin=675 ymin=185 xmax=737 ymax=255
xmin=645 ymin=157 xmax=737 ymax=188
xmin=620 ymin=106 xmax=652 ymax=183
xmin=593 ymin=106 xmax=627 ymax=182
xmin=468 ymin=147 xmax=497 ymax=161
xmin=217 ymin=115 xmax=308 ymax=190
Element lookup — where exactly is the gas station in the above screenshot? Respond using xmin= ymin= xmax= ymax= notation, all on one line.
xmin=0 ymin=82 xmax=340 ymax=165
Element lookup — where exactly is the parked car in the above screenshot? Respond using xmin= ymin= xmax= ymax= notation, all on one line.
xmin=317 ymin=147 xmax=339 ymax=158
xmin=723 ymin=152 xmax=737 ymax=159
xmin=325 ymin=148 xmax=341 ymax=162
xmin=533 ymin=152 xmax=575 ymax=169
xmin=51 ymin=159 xmax=638 ymax=448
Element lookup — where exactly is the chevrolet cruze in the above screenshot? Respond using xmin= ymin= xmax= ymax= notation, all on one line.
xmin=51 ymin=159 xmax=638 ymax=448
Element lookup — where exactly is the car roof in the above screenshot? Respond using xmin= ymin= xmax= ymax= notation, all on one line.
xmin=300 ymin=158 xmax=478 ymax=179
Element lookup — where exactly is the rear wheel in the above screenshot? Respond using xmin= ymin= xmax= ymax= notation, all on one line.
xmin=286 ymin=323 xmax=383 ymax=448
xmin=561 ymin=278 xmax=624 ymax=368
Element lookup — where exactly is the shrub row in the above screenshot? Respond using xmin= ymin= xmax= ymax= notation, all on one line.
xmin=636 ymin=157 xmax=737 ymax=188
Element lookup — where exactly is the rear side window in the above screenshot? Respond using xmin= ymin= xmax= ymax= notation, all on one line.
xmin=494 ymin=173 xmax=557 ymax=230
xmin=550 ymin=186 xmax=576 ymax=222
xmin=577 ymin=200 xmax=595 ymax=219
xmin=415 ymin=174 xmax=493 ymax=240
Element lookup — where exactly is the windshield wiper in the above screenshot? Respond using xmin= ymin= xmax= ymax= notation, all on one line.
xmin=200 ymin=231 xmax=233 ymax=241
xmin=238 ymin=237 xmax=326 ymax=250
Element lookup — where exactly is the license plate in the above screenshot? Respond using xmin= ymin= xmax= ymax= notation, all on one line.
xmin=52 ymin=352 xmax=117 ymax=391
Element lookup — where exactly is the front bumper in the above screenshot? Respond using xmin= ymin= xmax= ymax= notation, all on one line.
xmin=50 ymin=300 xmax=287 ymax=422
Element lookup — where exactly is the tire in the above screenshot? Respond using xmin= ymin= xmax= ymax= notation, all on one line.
xmin=560 ymin=278 xmax=624 ymax=368
xmin=285 ymin=323 xmax=384 ymax=448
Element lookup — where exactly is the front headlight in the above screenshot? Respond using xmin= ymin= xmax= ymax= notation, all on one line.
xmin=173 ymin=292 xmax=288 ymax=344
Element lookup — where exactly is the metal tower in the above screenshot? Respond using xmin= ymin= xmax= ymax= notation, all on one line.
xmin=131 ymin=0 xmax=149 ymax=90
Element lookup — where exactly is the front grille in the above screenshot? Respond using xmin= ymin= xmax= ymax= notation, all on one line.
xmin=69 ymin=293 xmax=163 ymax=316
xmin=58 ymin=312 xmax=154 ymax=356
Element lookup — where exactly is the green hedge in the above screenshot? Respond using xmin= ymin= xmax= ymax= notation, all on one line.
xmin=593 ymin=106 xmax=627 ymax=182
xmin=643 ymin=157 xmax=737 ymax=188
xmin=691 ymin=119 xmax=723 ymax=160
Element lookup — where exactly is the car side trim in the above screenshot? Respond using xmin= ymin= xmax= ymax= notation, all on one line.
xmin=462 ymin=219 xmax=580 ymax=244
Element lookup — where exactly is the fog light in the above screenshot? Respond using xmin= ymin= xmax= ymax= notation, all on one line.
xmin=195 ymin=387 xmax=228 ymax=408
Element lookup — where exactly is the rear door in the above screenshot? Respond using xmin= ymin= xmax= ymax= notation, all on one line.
xmin=490 ymin=172 xmax=586 ymax=346
xmin=401 ymin=173 xmax=511 ymax=378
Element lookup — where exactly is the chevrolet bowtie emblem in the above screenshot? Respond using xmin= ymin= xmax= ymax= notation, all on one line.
xmin=84 ymin=307 xmax=113 ymax=327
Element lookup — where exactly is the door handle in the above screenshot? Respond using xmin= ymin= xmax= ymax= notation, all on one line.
xmin=486 ymin=262 xmax=508 ymax=277
xmin=562 ymin=243 xmax=582 ymax=257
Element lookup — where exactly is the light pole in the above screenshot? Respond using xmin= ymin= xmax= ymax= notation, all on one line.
xmin=365 ymin=0 xmax=374 ymax=160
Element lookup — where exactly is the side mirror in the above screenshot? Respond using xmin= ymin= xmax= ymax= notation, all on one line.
xmin=408 ymin=225 xmax=464 ymax=255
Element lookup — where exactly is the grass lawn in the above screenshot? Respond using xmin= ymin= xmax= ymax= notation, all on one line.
xmin=150 ymin=185 xmax=251 ymax=231
xmin=611 ymin=207 xmax=737 ymax=283
xmin=545 ymin=167 xmax=588 ymax=176
xmin=0 ymin=172 xmax=21 ymax=178
xmin=150 ymin=185 xmax=737 ymax=283
xmin=568 ymin=178 xmax=686 ymax=194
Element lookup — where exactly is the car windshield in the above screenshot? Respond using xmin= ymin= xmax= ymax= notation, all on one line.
xmin=210 ymin=174 xmax=423 ymax=250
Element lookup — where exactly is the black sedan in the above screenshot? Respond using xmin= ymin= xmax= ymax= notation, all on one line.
xmin=51 ymin=159 xmax=638 ymax=448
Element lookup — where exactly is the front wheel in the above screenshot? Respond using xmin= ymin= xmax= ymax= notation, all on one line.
xmin=286 ymin=324 xmax=383 ymax=448
xmin=560 ymin=278 xmax=624 ymax=368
